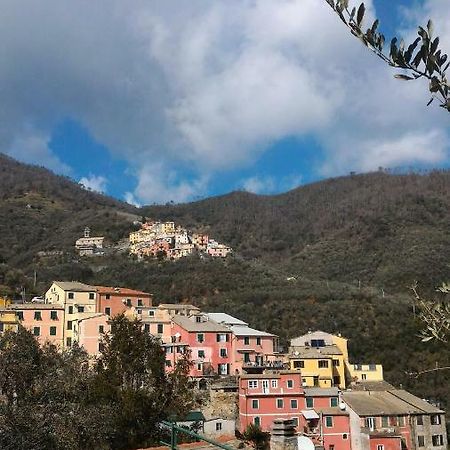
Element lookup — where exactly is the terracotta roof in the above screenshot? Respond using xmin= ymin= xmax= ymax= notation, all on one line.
xmin=95 ymin=286 xmax=151 ymax=296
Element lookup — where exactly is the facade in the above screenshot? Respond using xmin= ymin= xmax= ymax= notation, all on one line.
xmin=72 ymin=313 xmax=110 ymax=355
xmin=75 ymin=227 xmax=104 ymax=256
xmin=95 ymin=286 xmax=152 ymax=318
xmin=206 ymin=313 xmax=280 ymax=374
xmin=171 ymin=314 xmax=233 ymax=376
xmin=343 ymin=389 xmax=448 ymax=450
xmin=238 ymin=371 xmax=305 ymax=432
xmin=45 ymin=281 xmax=97 ymax=347
xmin=289 ymin=330 xmax=383 ymax=389
xmin=9 ymin=303 xmax=65 ymax=346
xmin=0 ymin=308 xmax=20 ymax=333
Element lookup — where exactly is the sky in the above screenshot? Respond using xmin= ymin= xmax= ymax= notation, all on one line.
xmin=2 ymin=0 xmax=450 ymax=205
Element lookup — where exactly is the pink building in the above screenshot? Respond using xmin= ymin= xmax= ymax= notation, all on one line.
xmin=238 ymin=371 xmax=305 ymax=432
xmin=10 ymin=304 xmax=65 ymax=347
xmin=73 ymin=313 xmax=110 ymax=355
xmin=303 ymin=388 xmax=351 ymax=450
xmin=206 ymin=313 xmax=280 ymax=374
xmin=171 ymin=314 xmax=232 ymax=377
xmin=96 ymin=286 xmax=152 ymax=318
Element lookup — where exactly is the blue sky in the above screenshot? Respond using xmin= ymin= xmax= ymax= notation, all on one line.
xmin=2 ymin=0 xmax=449 ymax=205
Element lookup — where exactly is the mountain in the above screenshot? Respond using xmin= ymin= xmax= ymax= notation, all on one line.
xmin=0 ymin=154 xmax=449 ymax=412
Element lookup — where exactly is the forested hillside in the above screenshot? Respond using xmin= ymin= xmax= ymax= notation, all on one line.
xmin=0 ymin=154 xmax=449 ymax=413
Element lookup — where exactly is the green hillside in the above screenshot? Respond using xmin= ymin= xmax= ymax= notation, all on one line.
xmin=0 ymin=154 xmax=449 ymax=413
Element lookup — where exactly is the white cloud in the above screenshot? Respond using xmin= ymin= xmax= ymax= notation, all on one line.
xmin=241 ymin=174 xmax=302 ymax=194
xmin=5 ymin=126 xmax=71 ymax=174
xmin=124 ymin=192 xmax=141 ymax=208
xmin=0 ymin=0 xmax=448 ymax=203
xmin=79 ymin=175 xmax=108 ymax=193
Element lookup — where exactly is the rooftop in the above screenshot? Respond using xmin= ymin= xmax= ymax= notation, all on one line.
xmin=289 ymin=344 xmax=343 ymax=358
xmin=206 ymin=312 xmax=248 ymax=326
xmin=171 ymin=315 xmax=230 ymax=333
xmin=95 ymin=286 xmax=152 ymax=296
xmin=9 ymin=303 xmax=64 ymax=310
xmin=342 ymin=390 xmax=444 ymax=416
xmin=304 ymin=387 xmax=340 ymax=397
xmin=52 ymin=281 xmax=96 ymax=292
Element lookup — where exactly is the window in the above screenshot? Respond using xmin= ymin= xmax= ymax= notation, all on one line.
xmin=311 ymin=339 xmax=325 ymax=347
xmin=343 ymin=434 xmax=348 ymax=440
xmin=248 ymin=380 xmax=258 ymax=389
xmin=330 ymin=397 xmax=338 ymax=407
xmin=376 ymin=446 xmax=384 ymax=450
xmin=244 ymin=336 xmax=250 ymax=345
xmin=166 ymin=347 xmax=173 ymax=354
xmin=217 ymin=333 xmax=228 ymax=342
xmin=365 ymin=417 xmax=375 ymax=431
xmin=431 ymin=415 xmax=442 ymax=425
xmin=16 ymin=311 xmax=24 ymax=321
xmin=157 ymin=324 xmax=164 ymax=334
xmin=49 ymin=326 xmax=57 ymax=336
xmin=218 ymin=363 xmax=229 ymax=375
xmin=306 ymin=397 xmax=314 ymax=408
xmin=66 ymin=337 xmax=72 ymax=347
xmin=126 ymin=298 xmax=132 ymax=307
xmin=197 ymin=333 xmax=204 ymax=343
xmin=287 ymin=379 xmax=294 ymax=388
xmin=329 ymin=446 xmax=335 ymax=450
xmin=271 ymin=379 xmax=278 ymax=388
xmin=50 ymin=311 xmax=58 ymax=320
xmin=432 ymin=435 xmax=444 ymax=446
xmin=165 ymin=360 xmax=172 ymax=367
xmin=256 ymin=337 xmax=261 ymax=345
xmin=325 ymin=416 xmax=333 ymax=428
xmin=67 ymin=321 xmax=72 ymax=330
xmin=244 ymin=352 xmax=251 ymax=363
xmin=197 ymin=363 xmax=202 ymax=371
xmin=89 ymin=293 xmax=95 ymax=300
xmin=332 ymin=359 xmax=340 ymax=366
xmin=105 ymin=307 xmax=111 ymax=316
xmin=138 ymin=299 xmax=143 ymax=306
xmin=34 ymin=311 xmax=42 ymax=321
xmin=276 ymin=399 xmax=284 ymax=409
xmin=318 ymin=360 xmax=329 ymax=368
xmin=77 ymin=306 xmax=84 ymax=313
xmin=220 ymin=348 xmax=227 ymax=358
xmin=381 ymin=416 xmax=388 ymax=428
xmin=291 ymin=417 xmax=299 ymax=427
xmin=416 ymin=415 xmax=424 ymax=425
xmin=397 ymin=416 xmax=405 ymax=426
xmin=198 ymin=350 xmax=205 ymax=358
xmin=144 ymin=324 xmax=150 ymax=332
xmin=252 ymin=399 xmax=259 ymax=409
xmin=68 ymin=306 xmax=73 ymax=314
xmin=417 ymin=436 xmax=425 ymax=447
xmin=68 ymin=292 xmax=74 ymax=299
xmin=369 ymin=364 xmax=376 ymax=371
xmin=149 ymin=310 xmax=155 ymax=316
xmin=137 ymin=309 xmax=142 ymax=315
xmin=361 ymin=374 xmax=367 ymax=380
xmin=196 ymin=316 xmax=202 ymax=323
xmin=33 ymin=327 xmax=40 ymax=336
xmin=290 ymin=399 xmax=298 ymax=409
xmin=215 ymin=422 xmax=222 ymax=431
xmin=98 ymin=342 xmax=104 ymax=352
xmin=99 ymin=325 xmax=104 ymax=334
xmin=254 ymin=417 xmax=261 ymax=426
xmin=105 ymin=294 xmax=110 ymax=300
xmin=293 ymin=360 xmax=304 ymax=369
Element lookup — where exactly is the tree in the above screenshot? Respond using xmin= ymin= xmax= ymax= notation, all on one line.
xmin=241 ymin=424 xmax=270 ymax=450
xmin=325 ymin=1 xmax=450 ymax=112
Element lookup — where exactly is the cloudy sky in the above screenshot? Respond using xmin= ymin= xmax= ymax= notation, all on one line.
xmin=2 ymin=0 xmax=450 ymax=204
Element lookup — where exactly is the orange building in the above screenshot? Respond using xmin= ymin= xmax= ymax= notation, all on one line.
xmin=95 ymin=286 xmax=152 ymax=318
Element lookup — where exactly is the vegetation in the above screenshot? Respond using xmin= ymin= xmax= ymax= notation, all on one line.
xmin=1 ymin=155 xmax=450 ymax=424
xmin=325 ymin=1 xmax=450 ymax=112
xmin=0 ymin=317 xmax=193 ymax=450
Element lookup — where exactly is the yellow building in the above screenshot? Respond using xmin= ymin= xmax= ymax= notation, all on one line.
xmin=45 ymin=281 xmax=97 ymax=348
xmin=0 ymin=309 xmax=20 ymax=333
xmin=289 ymin=330 xmax=383 ymax=389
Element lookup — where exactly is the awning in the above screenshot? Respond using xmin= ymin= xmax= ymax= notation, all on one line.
xmin=302 ymin=410 xmax=320 ymax=420
xmin=237 ymin=349 xmax=256 ymax=353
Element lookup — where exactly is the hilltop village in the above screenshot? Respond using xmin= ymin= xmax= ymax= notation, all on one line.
xmin=0 ymin=282 xmax=447 ymax=450
xmin=129 ymin=220 xmax=232 ymax=260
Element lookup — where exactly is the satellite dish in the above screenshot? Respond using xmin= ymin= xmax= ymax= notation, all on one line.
xmin=339 ymin=402 xmax=346 ymax=410
xmin=297 ymin=435 xmax=315 ymax=450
